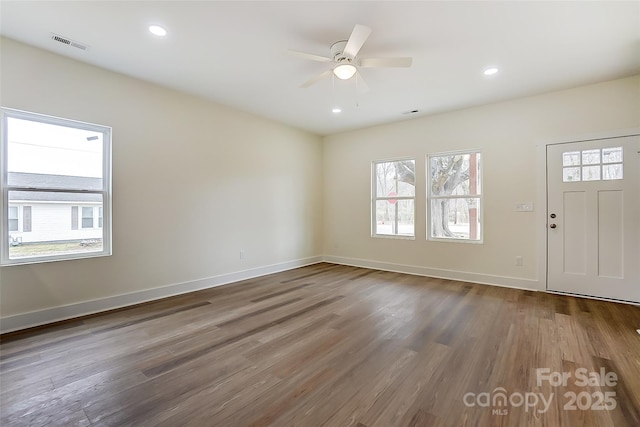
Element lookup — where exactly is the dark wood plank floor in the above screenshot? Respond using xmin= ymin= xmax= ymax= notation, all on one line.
xmin=1 ymin=263 xmax=639 ymax=426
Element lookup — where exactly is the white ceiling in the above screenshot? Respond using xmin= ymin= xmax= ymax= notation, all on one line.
xmin=1 ymin=1 xmax=639 ymax=135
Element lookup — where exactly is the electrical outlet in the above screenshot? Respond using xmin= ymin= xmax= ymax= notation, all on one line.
xmin=515 ymin=256 xmax=523 ymax=266
xmin=240 ymin=249 xmax=245 ymax=260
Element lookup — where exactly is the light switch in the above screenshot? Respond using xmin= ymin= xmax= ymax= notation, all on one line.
xmin=515 ymin=202 xmax=534 ymax=212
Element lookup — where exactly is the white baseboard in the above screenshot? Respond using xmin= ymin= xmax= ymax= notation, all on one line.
xmin=322 ymin=255 xmax=542 ymax=292
xmin=1 ymin=255 xmax=543 ymax=334
xmin=0 ymin=256 xmax=323 ymax=334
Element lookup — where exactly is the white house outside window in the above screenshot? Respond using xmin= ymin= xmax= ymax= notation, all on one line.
xmin=1 ymin=108 xmax=112 ymax=265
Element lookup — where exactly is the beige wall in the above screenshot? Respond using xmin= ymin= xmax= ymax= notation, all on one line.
xmin=0 ymin=38 xmax=323 ymax=320
xmin=2 ymin=35 xmax=639 ymax=328
xmin=323 ymin=75 xmax=640 ymax=288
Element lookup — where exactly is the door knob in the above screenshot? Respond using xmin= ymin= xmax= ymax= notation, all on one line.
xmin=549 ymin=224 xmax=557 ymax=229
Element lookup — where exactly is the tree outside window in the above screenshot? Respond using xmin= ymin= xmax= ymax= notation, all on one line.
xmin=372 ymin=159 xmax=415 ymax=237
xmin=428 ymin=152 xmax=482 ymax=242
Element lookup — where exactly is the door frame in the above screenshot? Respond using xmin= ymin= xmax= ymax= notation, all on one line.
xmin=535 ymin=127 xmax=640 ymax=297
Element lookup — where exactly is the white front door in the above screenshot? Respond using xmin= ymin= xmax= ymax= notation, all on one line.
xmin=547 ymin=135 xmax=640 ymax=303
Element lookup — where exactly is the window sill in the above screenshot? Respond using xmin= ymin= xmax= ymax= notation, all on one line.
xmin=427 ymin=237 xmax=484 ymax=244
xmin=372 ymin=234 xmax=416 ymax=240
xmin=1 ymin=250 xmax=112 ymax=267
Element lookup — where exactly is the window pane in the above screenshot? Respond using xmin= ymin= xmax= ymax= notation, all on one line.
xmin=7 ymin=117 xmax=103 ymax=190
xmin=82 ymin=206 xmax=94 ymax=228
xmin=563 ymin=167 xmax=581 ymax=182
xmin=562 ymin=151 xmax=580 ymax=166
xmin=9 ymin=206 xmax=19 ymax=232
xmin=431 ymin=153 xmax=481 ymax=196
xmin=376 ymin=160 xmax=415 ymax=197
xmin=602 ymin=147 xmax=622 ymax=164
xmin=581 ymin=149 xmax=600 ymax=165
xmin=431 ymin=198 xmax=481 ymax=240
xmin=8 ymin=191 xmax=103 ymax=260
xmin=582 ymin=165 xmax=600 ymax=181
xmin=375 ymin=199 xmax=414 ymax=236
xmin=8 ymin=206 xmax=18 ymax=219
xmin=603 ymin=164 xmax=623 ymax=180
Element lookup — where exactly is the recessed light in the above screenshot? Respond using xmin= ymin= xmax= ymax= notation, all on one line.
xmin=149 ymin=25 xmax=167 ymax=37
xmin=332 ymin=108 xmax=342 ymax=114
xmin=483 ymin=67 xmax=499 ymax=76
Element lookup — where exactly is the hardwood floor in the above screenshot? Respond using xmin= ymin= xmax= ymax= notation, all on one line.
xmin=1 ymin=263 xmax=639 ymax=426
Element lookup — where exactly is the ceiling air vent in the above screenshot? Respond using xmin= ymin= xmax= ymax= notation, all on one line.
xmin=50 ymin=33 xmax=89 ymax=51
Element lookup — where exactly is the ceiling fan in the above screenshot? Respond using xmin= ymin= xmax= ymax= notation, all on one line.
xmin=289 ymin=24 xmax=412 ymax=90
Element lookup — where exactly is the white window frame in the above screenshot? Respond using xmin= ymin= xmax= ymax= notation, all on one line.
xmin=427 ymin=149 xmax=483 ymax=244
xmin=371 ymin=157 xmax=416 ymax=239
xmin=1 ymin=107 xmax=112 ymax=265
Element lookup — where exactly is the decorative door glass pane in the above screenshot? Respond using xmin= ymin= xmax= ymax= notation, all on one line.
xmin=582 ymin=166 xmax=601 ymax=181
xmin=581 ymin=149 xmax=600 ymax=165
xmin=603 ymin=164 xmax=623 ymax=180
xmin=602 ymin=147 xmax=622 ymax=164
xmin=563 ymin=167 xmax=581 ymax=182
xmin=562 ymin=151 xmax=580 ymax=166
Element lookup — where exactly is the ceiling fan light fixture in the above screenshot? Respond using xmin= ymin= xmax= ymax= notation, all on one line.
xmin=333 ymin=63 xmax=357 ymax=80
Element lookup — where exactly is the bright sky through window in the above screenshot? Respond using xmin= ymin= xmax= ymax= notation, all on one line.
xmin=7 ymin=117 xmax=102 ymax=178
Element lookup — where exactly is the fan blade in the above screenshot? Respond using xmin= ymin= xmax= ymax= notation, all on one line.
xmin=300 ymin=69 xmax=332 ymax=88
xmin=359 ymin=57 xmax=413 ymax=68
xmin=288 ymin=49 xmax=332 ymax=62
xmin=343 ymin=24 xmax=372 ymax=58
xmin=355 ymin=71 xmax=369 ymax=94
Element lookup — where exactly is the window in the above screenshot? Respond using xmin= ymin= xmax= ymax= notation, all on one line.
xmin=98 ymin=207 xmax=103 ymax=228
xmin=428 ymin=151 xmax=482 ymax=242
xmin=82 ymin=207 xmax=94 ymax=228
xmin=372 ymin=159 xmax=415 ymax=238
xmin=562 ymin=146 xmax=623 ymax=182
xmin=1 ymin=108 xmax=112 ymax=265
xmin=8 ymin=206 xmax=18 ymax=232
xmin=23 ymin=206 xmax=32 ymax=232
xmin=71 ymin=206 xmax=79 ymax=230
